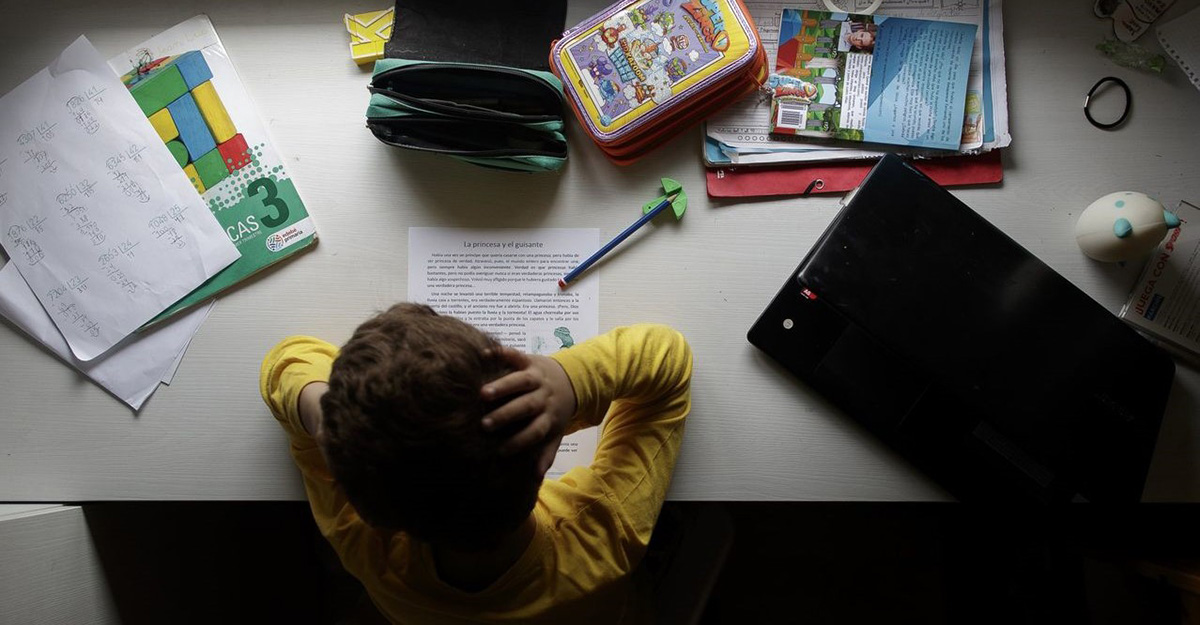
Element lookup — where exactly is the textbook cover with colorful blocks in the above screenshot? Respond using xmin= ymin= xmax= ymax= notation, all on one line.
xmin=109 ymin=15 xmax=317 ymax=323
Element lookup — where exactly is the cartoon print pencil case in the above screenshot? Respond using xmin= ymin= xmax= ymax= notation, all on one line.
xmin=366 ymin=59 xmax=568 ymax=172
xmin=550 ymin=0 xmax=767 ymax=165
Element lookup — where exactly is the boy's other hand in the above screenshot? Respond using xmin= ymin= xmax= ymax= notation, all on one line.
xmin=480 ymin=346 xmax=577 ymax=475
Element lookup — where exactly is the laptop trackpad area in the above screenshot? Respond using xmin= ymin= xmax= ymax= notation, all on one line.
xmin=810 ymin=322 xmax=928 ymax=433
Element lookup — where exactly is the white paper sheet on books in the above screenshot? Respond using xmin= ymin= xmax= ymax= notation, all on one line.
xmin=0 ymin=262 xmax=214 ymax=410
xmin=0 ymin=36 xmax=239 ymax=361
xmin=408 ymin=227 xmax=601 ymax=479
xmin=706 ymin=0 xmax=1010 ymax=165
xmin=160 ymin=342 xmax=188 ymax=385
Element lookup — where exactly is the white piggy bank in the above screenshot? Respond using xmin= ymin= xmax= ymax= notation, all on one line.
xmin=1075 ymin=192 xmax=1181 ymax=262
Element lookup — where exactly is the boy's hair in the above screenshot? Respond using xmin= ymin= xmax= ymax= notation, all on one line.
xmin=319 ymin=303 xmax=541 ymax=550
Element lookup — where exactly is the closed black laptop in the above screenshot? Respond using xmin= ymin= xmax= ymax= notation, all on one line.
xmin=748 ymin=154 xmax=1174 ymax=502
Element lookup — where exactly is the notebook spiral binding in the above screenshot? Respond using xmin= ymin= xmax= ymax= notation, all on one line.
xmin=1160 ymin=39 xmax=1198 ymax=83
xmin=1157 ymin=9 xmax=1200 ymax=91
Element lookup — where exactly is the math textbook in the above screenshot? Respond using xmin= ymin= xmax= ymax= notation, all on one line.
xmin=109 ymin=15 xmax=317 ymax=323
xmin=768 ymin=9 xmax=977 ymax=151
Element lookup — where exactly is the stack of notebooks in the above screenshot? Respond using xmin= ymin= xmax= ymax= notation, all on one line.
xmin=704 ymin=0 xmax=1010 ymax=197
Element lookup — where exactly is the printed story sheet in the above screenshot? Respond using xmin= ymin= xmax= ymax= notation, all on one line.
xmin=408 ymin=227 xmax=600 ymax=479
xmin=0 ymin=37 xmax=239 ymax=361
xmin=0 ymin=262 xmax=214 ymax=410
xmin=706 ymin=0 xmax=1009 ymax=165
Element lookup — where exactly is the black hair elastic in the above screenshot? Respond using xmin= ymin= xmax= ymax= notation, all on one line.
xmin=1084 ymin=77 xmax=1131 ymax=130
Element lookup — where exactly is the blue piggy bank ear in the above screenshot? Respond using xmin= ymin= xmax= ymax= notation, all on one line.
xmin=1114 ymin=217 xmax=1133 ymax=238
xmin=1164 ymin=210 xmax=1181 ymax=229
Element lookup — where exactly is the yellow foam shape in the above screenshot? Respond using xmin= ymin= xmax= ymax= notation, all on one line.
xmin=191 ymin=81 xmax=236 ymax=144
xmin=345 ymin=8 xmax=394 ymax=65
xmin=148 ymin=108 xmax=179 ymax=142
xmin=183 ymin=163 xmax=206 ymax=195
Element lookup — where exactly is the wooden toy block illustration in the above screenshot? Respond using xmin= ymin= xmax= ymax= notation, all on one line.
xmin=166 ymin=140 xmax=190 ymax=167
xmin=183 ymin=163 xmax=206 ymax=195
xmin=192 ymin=81 xmax=237 ymax=144
xmin=344 ymin=8 xmax=395 ymax=65
xmin=217 ymin=133 xmax=251 ymax=173
xmin=193 ymin=147 xmax=231 ymax=189
xmin=122 ymin=49 xmax=244 ymax=195
xmin=122 ymin=51 xmax=211 ymax=89
xmin=148 ymin=108 xmax=179 ymax=142
xmin=171 ymin=51 xmax=213 ymax=90
xmin=129 ymin=64 xmax=188 ymax=116
xmin=167 ymin=91 xmax=217 ymax=161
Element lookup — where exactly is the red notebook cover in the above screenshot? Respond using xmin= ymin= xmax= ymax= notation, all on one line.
xmin=706 ymin=150 xmax=1003 ymax=198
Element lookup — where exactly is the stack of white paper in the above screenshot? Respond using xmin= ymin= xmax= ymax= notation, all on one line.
xmin=0 ymin=264 xmax=213 ymax=409
xmin=0 ymin=36 xmax=238 ymax=361
xmin=0 ymin=36 xmax=239 ymax=409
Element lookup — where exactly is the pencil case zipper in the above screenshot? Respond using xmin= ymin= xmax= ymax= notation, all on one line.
xmin=367 ymin=86 xmax=561 ymax=124
xmin=371 ymin=62 xmax=565 ymax=113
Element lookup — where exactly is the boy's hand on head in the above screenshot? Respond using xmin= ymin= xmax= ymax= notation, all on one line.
xmin=481 ymin=346 xmax=577 ymax=475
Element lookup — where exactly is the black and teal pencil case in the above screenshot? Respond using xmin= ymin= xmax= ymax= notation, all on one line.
xmin=366 ymin=59 xmax=568 ymax=172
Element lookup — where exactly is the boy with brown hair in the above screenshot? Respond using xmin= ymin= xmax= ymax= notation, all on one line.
xmin=260 ymin=303 xmax=692 ymax=623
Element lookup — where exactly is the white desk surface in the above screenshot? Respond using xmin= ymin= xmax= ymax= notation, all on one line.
xmin=0 ymin=0 xmax=1197 ymax=502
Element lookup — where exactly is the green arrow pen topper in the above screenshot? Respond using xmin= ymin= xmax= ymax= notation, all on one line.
xmin=559 ymin=178 xmax=687 ymax=289
xmin=642 ymin=177 xmax=688 ymax=219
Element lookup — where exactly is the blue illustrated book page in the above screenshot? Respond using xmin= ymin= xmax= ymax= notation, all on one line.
xmin=769 ymin=9 xmax=977 ymax=151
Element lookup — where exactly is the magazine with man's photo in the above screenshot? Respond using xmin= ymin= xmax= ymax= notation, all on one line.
xmin=768 ymin=9 xmax=979 ymax=152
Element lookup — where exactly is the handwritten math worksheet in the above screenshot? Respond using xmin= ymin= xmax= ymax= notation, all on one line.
xmin=0 ymin=37 xmax=238 ymax=361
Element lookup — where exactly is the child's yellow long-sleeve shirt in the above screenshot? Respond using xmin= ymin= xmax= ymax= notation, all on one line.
xmin=260 ymin=324 xmax=692 ymax=623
